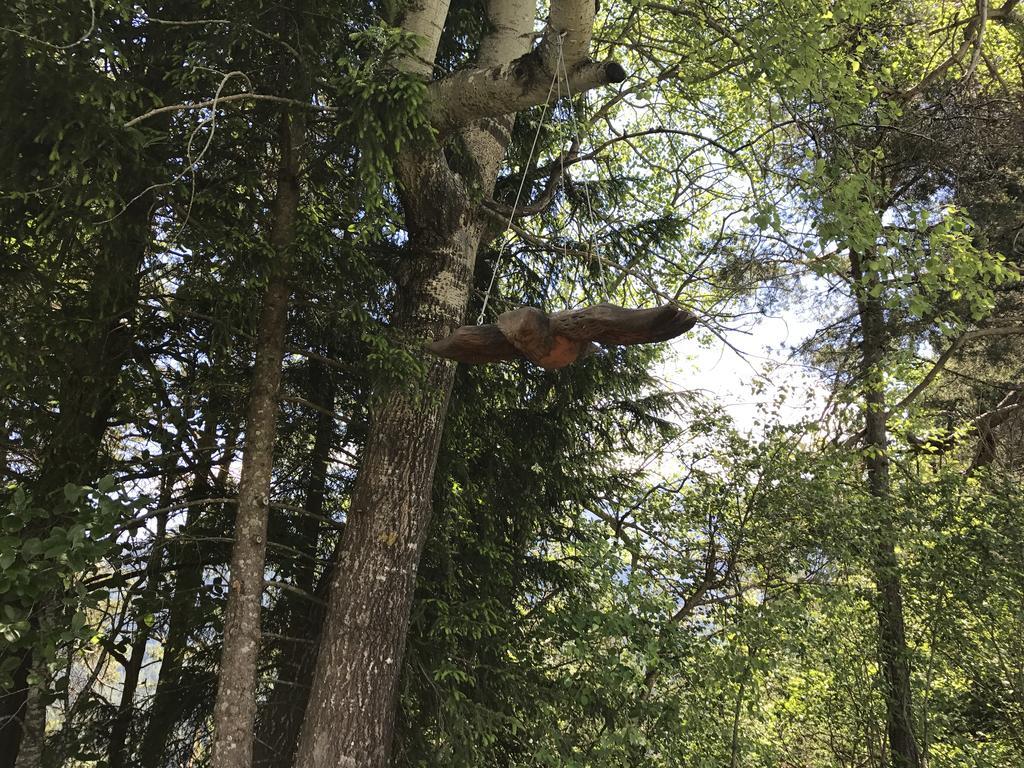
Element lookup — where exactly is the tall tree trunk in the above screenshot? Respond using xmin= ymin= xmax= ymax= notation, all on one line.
xmin=253 ymin=585 xmax=328 ymax=768
xmin=136 ymin=522 xmax=204 ymax=768
xmin=851 ymin=250 xmax=921 ymax=768
xmin=210 ymin=108 xmax=306 ymax=768
xmin=292 ymin=239 xmax=470 ymax=768
xmin=253 ymin=364 xmax=336 ymax=768
xmin=295 ymin=73 xmax=514 ymax=768
xmin=292 ymin=0 xmax=620 ymax=763
xmin=0 ymin=651 xmax=31 ymax=768
xmin=0 ymin=420 xmax=9 ymax=482
xmin=291 ymin=361 xmax=336 ymax=598
xmin=0 ymin=14 xmax=184 ymax=759
xmin=10 ymin=659 xmax=44 ymax=768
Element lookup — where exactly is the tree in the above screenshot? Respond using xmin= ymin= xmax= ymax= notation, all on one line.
xmin=754 ymin=0 xmax=1023 ymax=763
xmin=293 ymin=2 xmax=628 ymax=764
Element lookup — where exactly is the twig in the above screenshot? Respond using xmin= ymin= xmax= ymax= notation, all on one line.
xmin=0 ymin=0 xmax=95 ymax=51
xmin=963 ymin=0 xmax=988 ymax=83
xmin=124 ymin=93 xmax=331 ymax=129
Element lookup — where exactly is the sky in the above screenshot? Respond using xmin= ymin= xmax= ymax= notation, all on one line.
xmin=656 ymin=306 xmax=830 ymax=435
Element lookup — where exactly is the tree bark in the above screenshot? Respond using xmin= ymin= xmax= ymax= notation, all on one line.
xmin=10 ymin=661 xmax=44 ymax=768
xmin=292 ymin=231 xmax=476 ymax=768
xmin=851 ymin=250 xmax=921 ymax=768
xmin=209 ymin=108 xmax=305 ymax=768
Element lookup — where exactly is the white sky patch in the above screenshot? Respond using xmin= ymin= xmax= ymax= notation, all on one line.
xmin=657 ymin=306 xmax=830 ymax=435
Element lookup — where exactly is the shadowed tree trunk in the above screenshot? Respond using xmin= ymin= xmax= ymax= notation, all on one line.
xmin=253 ymin=363 xmax=336 ymax=768
xmin=209 ymin=106 xmax=307 ymax=768
xmin=293 ymin=0 xmax=625 ymax=765
xmin=851 ymin=249 xmax=921 ymax=768
xmin=0 ymin=420 xmax=9 ymax=482
xmin=136 ymin=518 xmax=205 ymax=768
xmin=0 ymin=649 xmax=31 ymax=768
xmin=0 ymin=14 xmax=187 ymax=755
xmin=11 ymin=656 xmax=44 ymax=768
xmin=253 ymin=586 xmax=328 ymax=768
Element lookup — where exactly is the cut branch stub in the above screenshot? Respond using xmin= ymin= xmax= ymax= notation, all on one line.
xmin=428 ymin=302 xmax=697 ymax=369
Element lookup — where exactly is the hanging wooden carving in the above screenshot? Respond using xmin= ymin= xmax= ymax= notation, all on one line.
xmin=429 ymin=303 xmax=697 ymax=369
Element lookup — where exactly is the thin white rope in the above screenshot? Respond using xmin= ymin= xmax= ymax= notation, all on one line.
xmin=555 ymin=35 xmax=609 ymax=299
xmin=555 ymin=39 xmax=570 ymax=296
xmin=477 ymin=59 xmax=561 ymax=325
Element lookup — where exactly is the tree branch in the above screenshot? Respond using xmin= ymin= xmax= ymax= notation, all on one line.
xmin=892 ymin=326 xmax=1024 ymax=414
xmin=969 ymin=387 xmax=1023 ymax=471
xmin=901 ymin=0 xmax=1019 ymax=101
xmin=842 ymin=325 xmax=1024 ymax=449
xmin=395 ymin=0 xmax=455 ymax=77
xmin=124 ymin=93 xmax=331 ymax=128
xmin=427 ymin=0 xmax=625 ymax=133
xmin=429 ymin=57 xmax=625 ymax=134
xmin=485 ymin=140 xmax=579 ymax=219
